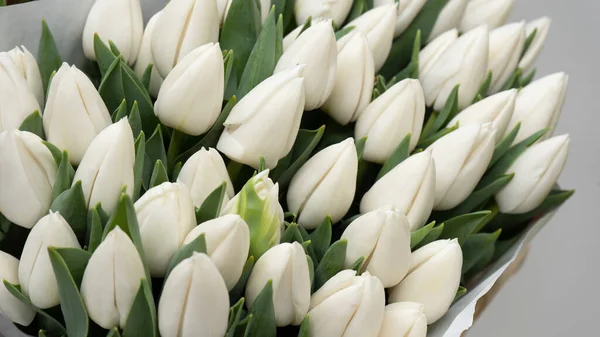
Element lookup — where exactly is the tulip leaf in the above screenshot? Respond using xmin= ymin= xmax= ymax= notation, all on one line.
xmin=108 ymin=41 xmax=122 ymax=57
xmin=107 ymin=327 xmax=122 ymax=337
xmin=226 ymin=298 xmax=246 ymax=337
xmin=149 ymin=160 xmax=169 ymax=188
xmin=500 ymin=68 xmax=522 ymax=92
xmin=51 ymin=181 xmax=88 ymax=243
xmin=129 ymin=102 xmax=142 ymax=139
xmin=310 ymin=216 xmax=332 ymax=262
xmin=413 ymin=223 xmax=445 ymax=250
xmin=349 ymin=256 xmax=365 ymax=273
xmin=389 ymin=30 xmax=422 ymax=85
xmin=120 ymin=63 xmax=157 ymax=135
xmin=296 ymin=224 xmax=311 ymax=242
xmin=93 ymin=34 xmax=117 ymax=77
xmin=98 ymin=55 xmax=126 ymax=112
xmin=230 ymin=256 xmax=255 ymax=305
xmin=281 ymin=222 xmax=305 ymax=244
xmin=461 ymin=230 xmax=501 ymax=276
xmin=433 ymin=85 xmax=460 ymax=133
xmin=0 ymin=0 xmax=5 ymax=6
xmin=38 ymin=331 xmax=47 ymax=337
xmin=245 ymin=281 xmax=277 ymax=337
xmin=38 ymin=19 xmax=63 ymax=92
xmin=223 ymin=50 xmax=235 ymax=92
xmin=112 ymin=99 xmax=129 ymax=122
xmin=259 ymin=157 xmax=267 ymax=172
xmin=297 ymin=315 xmax=311 ymax=337
xmin=195 ymin=182 xmax=227 ymax=224
xmin=86 ymin=206 xmax=103 ymax=254
xmin=123 ymin=279 xmax=157 ymax=337
xmin=133 ymin=131 xmax=146 ymax=200
xmin=519 ymin=69 xmax=536 ymax=87
xmin=235 ymin=314 xmax=253 ymax=337
xmin=335 ymin=26 xmax=355 ymax=40
xmin=439 ymin=211 xmax=492 ymax=245
xmin=42 ymin=140 xmax=64 ymax=167
xmin=356 ymin=136 xmax=367 ymax=161
xmin=377 ymin=133 xmax=412 ymax=180
xmin=489 ymin=123 xmax=521 ymax=167
xmin=521 ymin=28 xmax=538 ymax=59
xmin=143 ymin=125 xmax=167 ymax=190
xmin=307 ymin=255 xmax=315 ymax=286
xmin=272 ymin=0 xmax=295 ymax=32
xmin=472 ymin=71 xmax=493 ymax=103
xmin=172 ymin=162 xmax=183 ymax=181
xmin=19 ymin=110 xmax=45 ymax=138
xmin=418 ymin=122 xmax=458 ymax=149
xmin=141 ymin=64 xmax=153 ymax=92
xmin=165 ymin=234 xmax=207 ymax=279
xmin=52 ymin=151 xmax=75 ymax=201
xmin=314 ymin=239 xmax=347 ymax=290
xmin=454 ymin=286 xmax=467 ymax=302
xmin=410 ymin=221 xmax=436 ymax=249
xmin=346 ymin=0 xmax=368 ymax=22
xmin=221 ymin=0 xmax=262 ymax=80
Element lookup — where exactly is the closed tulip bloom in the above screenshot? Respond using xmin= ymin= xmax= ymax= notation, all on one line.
xmin=0 ymin=252 xmax=35 ymax=326
xmin=151 ymin=0 xmax=219 ymax=78
xmin=341 ymin=206 xmax=411 ymax=288
xmin=218 ymin=0 xmax=270 ymax=25
xmin=217 ymin=66 xmax=305 ymax=169
xmin=82 ymin=0 xmax=144 ymax=65
xmin=504 ymin=72 xmax=568 ymax=145
xmin=246 ymin=242 xmax=311 ymax=326
xmin=183 ymin=214 xmax=250 ymax=290
xmin=154 ymin=43 xmax=224 ymax=136
xmin=6 ymin=46 xmax=44 ymax=106
xmin=73 ymin=118 xmax=135 ymax=214
xmin=496 ymin=134 xmax=570 ymax=214
xmin=18 ymin=212 xmax=81 ymax=309
xmin=459 ymin=0 xmax=515 ymax=32
xmin=322 ymin=31 xmax=374 ymax=125
xmin=421 ymin=25 xmax=489 ymax=111
xmin=488 ymin=22 xmax=526 ymax=94
xmin=374 ymin=0 xmax=427 ymax=37
xmin=355 ymin=79 xmax=425 ymax=164
xmin=344 ymin=4 xmax=397 ymax=71
xmin=0 ymin=54 xmax=40 ymax=132
xmin=428 ymin=0 xmax=468 ymax=41
xmin=519 ymin=17 xmax=551 ymax=74
xmin=0 ymin=130 xmax=56 ymax=229
xmin=448 ymin=89 xmax=517 ymax=143
xmin=158 ymin=253 xmax=229 ymax=337
xmin=388 ymin=239 xmax=462 ymax=324
xmin=295 ymin=0 xmax=353 ymax=27
xmin=177 ymin=147 xmax=234 ymax=207
xmin=43 ymin=63 xmax=112 ymax=164
xmin=287 ymin=138 xmax=358 ymax=229
xmin=135 ymin=182 xmax=196 ymax=277
xmin=309 ymin=270 xmax=385 ymax=337
xmin=283 ymin=25 xmax=304 ymax=52
xmin=361 ymin=150 xmax=436 ymax=230
xmin=378 ymin=302 xmax=427 ymax=337
xmin=133 ymin=12 xmax=163 ymax=97
xmin=418 ymin=28 xmax=458 ymax=78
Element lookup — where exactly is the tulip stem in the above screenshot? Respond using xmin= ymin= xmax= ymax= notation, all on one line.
xmin=167 ymin=130 xmax=186 ymax=173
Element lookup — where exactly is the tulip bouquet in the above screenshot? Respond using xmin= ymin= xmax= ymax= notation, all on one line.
xmin=0 ymin=0 xmax=573 ymax=336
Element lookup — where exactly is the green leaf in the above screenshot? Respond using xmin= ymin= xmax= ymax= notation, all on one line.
xmin=307 ymin=254 xmax=314 ymax=286
xmin=52 ymin=151 xmax=75 ymax=201
xmin=149 ymin=160 xmax=169 ymax=188
xmin=0 ymin=0 xmax=6 ymax=6
xmin=519 ymin=69 xmax=536 ymax=87
xmin=86 ymin=206 xmax=103 ymax=254
xmin=129 ymin=102 xmax=142 ymax=138
xmin=297 ymin=16 xmax=312 ymax=36
xmin=418 ymin=122 xmax=458 ymax=149
xmin=19 ymin=110 xmax=45 ymax=138
xmin=461 ymin=230 xmax=501 ymax=275
xmin=472 ymin=71 xmax=493 ymax=103
xmin=500 ymin=68 xmax=522 ymax=91
xmin=410 ymin=221 xmax=436 ymax=249
xmin=108 ymin=40 xmax=122 ymax=57
xmin=521 ymin=28 xmax=538 ymax=59
xmin=172 ymin=162 xmax=183 ymax=181
xmin=98 ymin=55 xmax=126 ymax=112
xmin=38 ymin=331 xmax=47 ymax=337
xmin=133 ymin=131 xmax=146 ymax=200
xmin=223 ymin=50 xmax=235 ymax=92
xmin=439 ymin=211 xmax=492 ymax=245
xmin=143 ymin=125 xmax=167 ymax=189
xmin=122 ymin=279 xmax=157 ymax=337
xmin=454 ymin=286 xmax=467 ymax=302
xmin=226 ymin=298 xmax=246 ymax=337
xmin=195 ymin=183 xmax=227 ymax=224
xmin=51 ymin=181 xmax=87 ymax=243
xmin=413 ymin=223 xmax=445 ymax=250
xmin=298 ymin=315 xmax=311 ymax=337
xmin=281 ymin=222 xmax=304 ymax=244
xmin=38 ymin=19 xmax=63 ymax=92
xmin=389 ymin=30 xmax=422 ymax=85
xmin=296 ymin=224 xmax=311 ymax=242
xmin=93 ymin=34 xmax=117 ymax=77
xmin=310 ymin=216 xmax=332 ymax=262
xmin=43 ymin=140 xmax=63 ymax=165
xmin=377 ymin=133 xmax=411 ymax=180
xmin=346 ymin=0 xmax=368 ymax=22
xmin=259 ymin=157 xmax=267 ymax=172
xmin=356 ymin=136 xmax=367 ymax=161
xmin=165 ymin=234 xmax=207 ymax=279
xmin=230 ymin=256 xmax=255 ymax=304
xmin=120 ymin=63 xmax=157 ymax=135
xmin=107 ymin=327 xmax=122 ymax=337
xmin=349 ymin=256 xmax=365 ymax=273
xmin=314 ymin=239 xmax=347 ymax=290
xmin=112 ymin=99 xmax=129 ymax=122
xmin=335 ymin=26 xmax=355 ymax=40
xmin=490 ymin=123 xmax=521 ymax=167
xmin=245 ymin=281 xmax=277 ymax=337
xmin=432 ymin=85 xmax=460 ymax=133
xmin=141 ymin=64 xmax=153 ymax=92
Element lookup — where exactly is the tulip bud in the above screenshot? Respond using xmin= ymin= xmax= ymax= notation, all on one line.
xmin=361 ymin=150 xmax=436 ymax=230
xmin=133 ymin=12 xmax=164 ymax=97
xmin=519 ymin=17 xmax=551 ymax=74
xmin=217 ymin=66 xmax=305 ymax=169
xmin=428 ymin=0 xmax=468 ymax=41
xmin=295 ymin=0 xmax=353 ymax=27
xmin=0 ymin=252 xmax=35 ymax=326
xmin=218 ymin=0 xmax=270 ymax=25
xmin=418 ymin=28 xmax=458 ymax=78
xmin=504 ymin=72 xmax=568 ymax=145
xmin=0 ymin=53 xmax=40 ymax=132
xmin=151 ymin=0 xmax=219 ymax=78
xmin=43 ymin=63 xmax=112 ymax=164
xmin=81 ymin=227 xmax=146 ymax=329
xmin=388 ymin=239 xmax=462 ymax=324
xmin=6 ymin=46 xmax=44 ymax=107
xmin=0 ymin=130 xmax=56 ymax=229
xmin=496 ymin=134 xmax=570 ymax=214
xmin=488 ymin=22 xmax=526 ymax=94
xmin=420 ymin=25 xmax=489 ymax=111
xmin=448 ymin=89 xmax=517 ymax=143
xmin=459 ymin=0 xmax=515 ymax=32
xmin=221 ymin=170 xmax=284 ymax=258
xmin=177 ymin=147 xmax=234 ymax=207
xmin=73 ymin=118 xmax=135 ymax=214
xmin=154 ymin=43 xmax=224 ymax=136
xmin=322 ymin=31 xmax=374 ymax=125
xmin=82 ymin=0 xmax=144 ymax=65
xmin=344 ymin=4 xmax=398 ymax=71
xmin=158 ymin=253 xmax=229 ymax=337
xmin=275 ymin=21 xmax=337 ymax=110
xmin=355 ymin=79 xmax=425 ymax=163
xmin=287 ymin=138 xmax=358 ymax=229
xmin=374 ymin=0 xmax=427 ymax=37
xmin=134 ymin=182 xmax=196 ymax=277
xmin=341 ymin=206 xmax=411 ymax=288
xmin=378 ymin=302 xmax=427 ymax=337
xmin=246 ymin=242 xmax=311 ymax=326
xmin=309 ymin=270 xmax=385 ymax=337
xmin=183 ymin=214 xmax=250 ymax=290
xmin=283 ymin=25 xmax=304 ymax=52
xmin=18 ymin=212 xmax=81 ymax=309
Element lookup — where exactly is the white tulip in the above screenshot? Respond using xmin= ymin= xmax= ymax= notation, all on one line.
xmin=428 ymin=0 xmax=468 ymax=41
xmin=245 ymin=242 xmax=311 ymax=326
xmin=429 ymin=124 xmax=495 ymax=210
xmin=355 ymin=79 xmax=425 ymax=164
xmin=504 ymin=72 xmax=568 ymax=145
xmin=177 ymin=147 xmax=234 ymax=207
xmin=309 ymin=270 xmax=385 ymax=337
xmin=295 ymin=0 xmax=353 ymax=27
xmin=154 ymin=43 xmax=224 ymax=136
xmin=418 ymin=28 xmax=458 ymax=78
xmin=287 ymin=138 xmax=358 ymax=229
xmin=82 ymin=0 xmax=144 ymax=65
xmin=0 ymin=54 xmax=40 ymax=132
xmin=448 ymin=89 xmax=517 ymax=143
xmin=151 ymin=0 xmax=219 ymax=78
xmin=283 ymin=25 xmax=304 ymax=52
xmin=374 ymin=0 xmax=427 ymax=37
xmin=6 ymin=46 xmax=44 ymax=107
xmin=133 ymin=12 xmax=164 ymax=97
xmin=488 ymin=22 xmax=526 ymax=93
xmin=0 ymin=130 xmax=56 ymax=229
xmin=183 ymin=214 xmax=250 ymax=290
xmin=158 ymin=253 xmax=229 ymax=337
xmin=218 ymin=0 xmax=270 ymax=25
xmin=18 ymin=212 xmax=81 ymax=309
xmin=134 ymin=182 xmax=196 ymax=277
xmin=388 ymin=239 xmax=462 ymax=324
xmin=322 ymin=31 xmax=374 ymax=125
xmin=0 ymin=252 xmax=35 ymax=326
xmin=43 ymin=63 xmax=112 ymax=164
xmin=378 ymin=302 xmax=427 ymax=337
xmin=341 ymin=206 xmax=411 ymax=288
xmin=519 ymin=17 xmax=551 ymax=74
xmin=73 ymin=118 xmax=135 ymax=214
xmin=81 ymin=227 xmax=146 ymax=329
xmin=217 ymin=66 xmax=305 ymax=169
xmin=459 ymin=0 xmax=515 ymax=32
xmin=344 ymin=4 xmax=398 ymax=71
xmin=496 ymin=134 xmax=570 ymax=214
xmin=420 ymin=25 xmax=489 ymax=111
xmin=361 ymin=150 xmax=436 ymax=230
